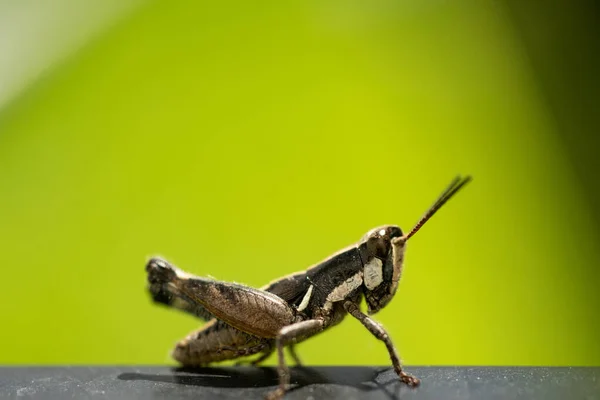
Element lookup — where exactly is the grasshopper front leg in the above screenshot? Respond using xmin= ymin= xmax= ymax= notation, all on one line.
xmin=266 ymin=319 xmax=324 ymax=400
xmin=344 ymin=301 xmax=420 ymax=387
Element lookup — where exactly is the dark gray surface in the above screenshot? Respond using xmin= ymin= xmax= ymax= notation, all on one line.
xmin=0 ymin=366 xmax=598 ymax=400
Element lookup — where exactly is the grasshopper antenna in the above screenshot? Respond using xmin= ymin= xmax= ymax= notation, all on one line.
xmin=403 ymin=175 xmax=472 ymax=241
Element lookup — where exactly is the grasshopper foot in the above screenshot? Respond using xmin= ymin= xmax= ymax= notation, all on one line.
xmin=265 ymin=386 xmax=287 ymax=400
xmin=398 ymin=371 xmax=420 ymax=387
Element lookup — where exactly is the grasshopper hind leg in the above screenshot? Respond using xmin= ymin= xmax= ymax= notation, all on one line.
xmin=171 ymin=319 xmax=272 ymax=366
xmin=146 ymin=257 xmax=217 ymax=321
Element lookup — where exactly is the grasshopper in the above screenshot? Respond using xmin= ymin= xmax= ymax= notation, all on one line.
xmin=146 ymin=175 xmax=471 ymax=399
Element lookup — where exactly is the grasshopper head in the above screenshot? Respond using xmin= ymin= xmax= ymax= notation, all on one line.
xmin=358 ymin=225 xmax=406 ymax=315
xmin=359 ymin=175 xmax=472 ymax=315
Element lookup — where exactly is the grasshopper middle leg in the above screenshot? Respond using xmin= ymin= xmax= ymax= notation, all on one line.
xmin=266 ymin=319 xmax=324 ymax=400
xmin=287 ymin=344 xmax=302 ymax=366
xmin=235 ymin=348 xmax=274 ymax=366
xmin=236 ymin=345 xmax=301 ymax=367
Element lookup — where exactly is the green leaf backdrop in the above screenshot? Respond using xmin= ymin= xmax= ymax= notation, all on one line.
xmin=1 ymin=0 xmax=599 ymax=366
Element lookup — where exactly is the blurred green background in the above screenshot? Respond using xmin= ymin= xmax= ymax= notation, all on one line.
xmin=1 ymin=0 xmax=599 ymax=366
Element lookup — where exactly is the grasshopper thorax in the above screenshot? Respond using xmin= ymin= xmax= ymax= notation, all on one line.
xmin=358 ymin=225 xmax=406 ymax=315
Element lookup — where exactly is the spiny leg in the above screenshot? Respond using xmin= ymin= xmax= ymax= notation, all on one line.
xmin=344 ymin=301 xmax=420 ymax=387
xmin=266 ymin=319 xmax=324 ymax=400
xmin=172 ymin=319 xmax=270 ymax=366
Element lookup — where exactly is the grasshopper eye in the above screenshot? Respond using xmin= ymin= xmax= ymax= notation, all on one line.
xmin=361 ymin=225 xmax=402 ymax=260
xmin=362 ymin=225 xmax=402 ymax=242
xmin=388 ymin=226 xmax=403 ymax=239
